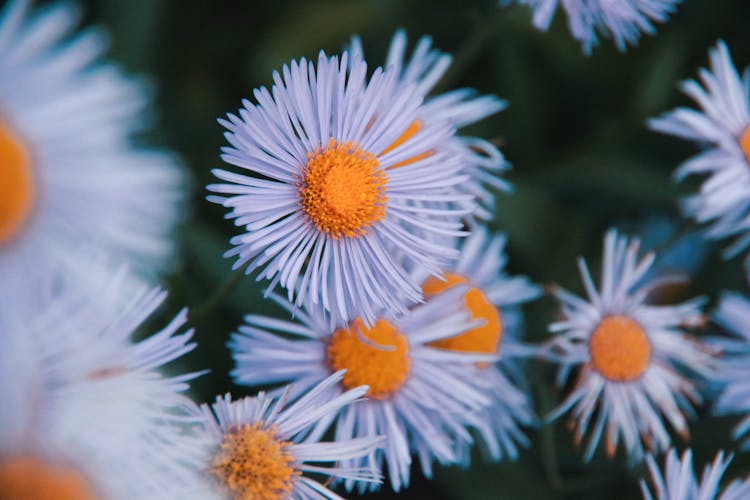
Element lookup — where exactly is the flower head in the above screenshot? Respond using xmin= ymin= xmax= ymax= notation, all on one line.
xmin=641 ymin=449 xmax=750 ymax=500
xmin=416 ymin=227 xmax=540 ymax=462
xmin=0 ymin=0 xmax=184 ymax=322
xmin=711 ymin=292 xmax=750 ymax=448
xmin=350 ymin=30 xmax=511 ymax=220
xmin=208 ymin=50 xmax=471 ymax=326
xmin=649 ymin=41 xmax=750 ymax=264
xmin=502 ymin=0 xmax=681 ymax=54
xmin=0 ymin=270 xmax=206 ymax=499
xmin=195 ymin=372 xmax=382 ymax=499
xmin=229 ymin=288 xmax=495 ymax=492
xmin=546 ymin=229 xmax=713 ymax=462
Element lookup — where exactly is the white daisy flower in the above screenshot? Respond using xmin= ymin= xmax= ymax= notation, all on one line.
xmin=350 ymin=30 xmax=510 ymax=220
xmin=649 ymin=41 xmax=750 ymax=262
xmin=501 ymin=0 xmax=681 ymax=54
xmin=416 ymin=226 xmax=540 ymax=462
xmin=0 ymin=0 xmax=184 ymax=323
xmin=207 ymin=50 xmax=470 ymax=327
xmin=712 ymin=292 xmax=750 ymax=448
xmin=546 ymin=229 xmax=713 ymax=462
xmin=641 ymin=449 xmax=750 ymax=500
xmin=0 ymin=270 xmax=208 ymax=499
xmin=192 ymin=371 xmax=382 ymax=499
xmin=229 ymin=287 xmax=494 ymax=492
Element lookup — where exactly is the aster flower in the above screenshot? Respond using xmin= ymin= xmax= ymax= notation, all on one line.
xmin=649 ymin=41 xmax=750 ymax=263
xmin=415 ymin=226 xmax=540 ymax=462
xmin=0 ymin=270 xmax=208 ymax=499
xmin=192 ymin=371 xmax=382 ymax=499
xmin=501 ymin=0 xmax=681 ymax=54
xmin=641 ymin=449 xmax=750 ymax=500
xmin=711 ymin=292 xmax=750 ymax=448
xmin=0 ymin=0 xmax=183 ymax=324
xmin=208 ymin=49 xmax=470 ymax=327
xmin=546 ymin=229 xmax=713 ymax=462
xmin=229 ymin=287 xmax=495 ymax=492
xmin=350 ymin=30 xmax=511 ymax=220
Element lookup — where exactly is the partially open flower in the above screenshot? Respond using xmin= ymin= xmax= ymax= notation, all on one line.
xmin=546 ymin=229 xmax=714 ymax=462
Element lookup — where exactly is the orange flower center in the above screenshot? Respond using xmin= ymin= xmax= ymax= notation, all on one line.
xmin=0 ymin=456 xmax=96 ymax=500
xmin=0 ymin=120 xmax=34 ymax=245
xmin=423 ymin=273 xmax=502 ymax=355
xmin=299 ymin=139 xmax=387 ymax=239
xmin=380 ymin=120 xmax=433 ymax=168
xmin=740 ymin=125 xmax=750 ymax=163
xmin=327 ymin=318 xmax=411 ymax=399
xmin=589 ymin=315 xmax=651 ymax=382
xmin=211 ymin=423 xmax=297 ymax=500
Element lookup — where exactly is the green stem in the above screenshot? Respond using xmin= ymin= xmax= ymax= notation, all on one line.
xmin=535 ymin=365 xmax=565 ymax=492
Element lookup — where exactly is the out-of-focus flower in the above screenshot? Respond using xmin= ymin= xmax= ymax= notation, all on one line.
xmin=416 ymin=227 xmax=540 ymax=462
xmin=0 ymin=271 xmax=207 ymax=499
xmin=351 ymin=30 xmax=510 ymax=221
xmin=546 ymin=229 xmax=713 ymax=462
xmin=0 ymin=0 xmax=185 ymax=322
xmin=650 ymin=41 xmax=750 ymax=267
xmin=640 ymin=449 xmax=750 ymax=500
xmin=229 ymin=288 xmax=494 ymax=492
xmin=632 ymin=215 xmax=709 ymax=304
xmin=711 ymin=292 xmax=750 ymax=448
xmin=208 ymin=50 xmax=470 ymax=327
xmin=192 ymin=372 xmax=382 ymax=499
xmin=501 ymin=0 xmax=681 ymax=54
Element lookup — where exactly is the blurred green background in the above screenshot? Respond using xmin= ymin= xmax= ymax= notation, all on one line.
xmin=75 ymin=0 xmax=750 ymax=497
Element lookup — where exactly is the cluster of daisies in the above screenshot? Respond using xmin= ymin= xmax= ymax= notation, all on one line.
xmin=3 ymin=0 xmax=750 ymax=499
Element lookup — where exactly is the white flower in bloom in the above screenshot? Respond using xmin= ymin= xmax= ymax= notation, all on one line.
xmin=0 ymin=271 xmax=208 ymax=499
xmin=501 ymin=0 xmax=681 ymax=54
xmin=641 ymin=449 xmax=750 ymax=500
xmin=191 ymin=372 xmax=382 ymax=499
xmin=414 ymin=227 xmax=540 ymax=463
xmin=712 ymin=292 xmax=750 ymax=448
xmin=546 ymin=229 xmax=713 ymax=462
xmin=229 ymin=287 xmax=494 ymax=492
xmin=208 ymin=50 xmax=470 ymax=327
xmin=0 ymin=0 xmax=184 ymax=324
xmin=650 ymin=41 xmax=750 ymax=264
xmin=350 ymin=30 xmax=510 ymax=220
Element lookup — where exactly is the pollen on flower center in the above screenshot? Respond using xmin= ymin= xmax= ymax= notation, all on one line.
xmin=0 ymin=120 xmax=35 ymax=244
xmin=327 ymin=318 xmax=411 ymax=399
xmin=211 ymin=423 xmax=296 ymax=500
xmin=0 ymin=456 xmax=96 ymax=500
xmin=589 ymin=315 xmax=651 ymax=382
xmin=423 ymin=273 xmax=502 ymax=356
xmin=740 ymin=125 xmax=750 ymax=163
xmin=299 ymin=139 xmax=387 ymax=239
xmin=380 ymin=120 xmax=433 ymax=168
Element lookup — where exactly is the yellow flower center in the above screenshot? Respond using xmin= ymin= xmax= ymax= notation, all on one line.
xmin=589 ymin=315 xmax=651 ymax=382
xmin=299 ymin=139 xmax=387 ymax=239
xmin=211 ymin=423 xmax=297 ymax=500
xmin=0 ymin=456 xmax=96 ymax=500
xmin=423 ymin=273 xmax=503 ymax=356
xmin=327 ymin=318 xmax=411 ymax=399
xmin=0 ymin=120 xmax=34 ymax=245
xmin=380 ymin=120 xmax=433 ymax=168
xmin=740 ymin=125 xmax=750 ymax=163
